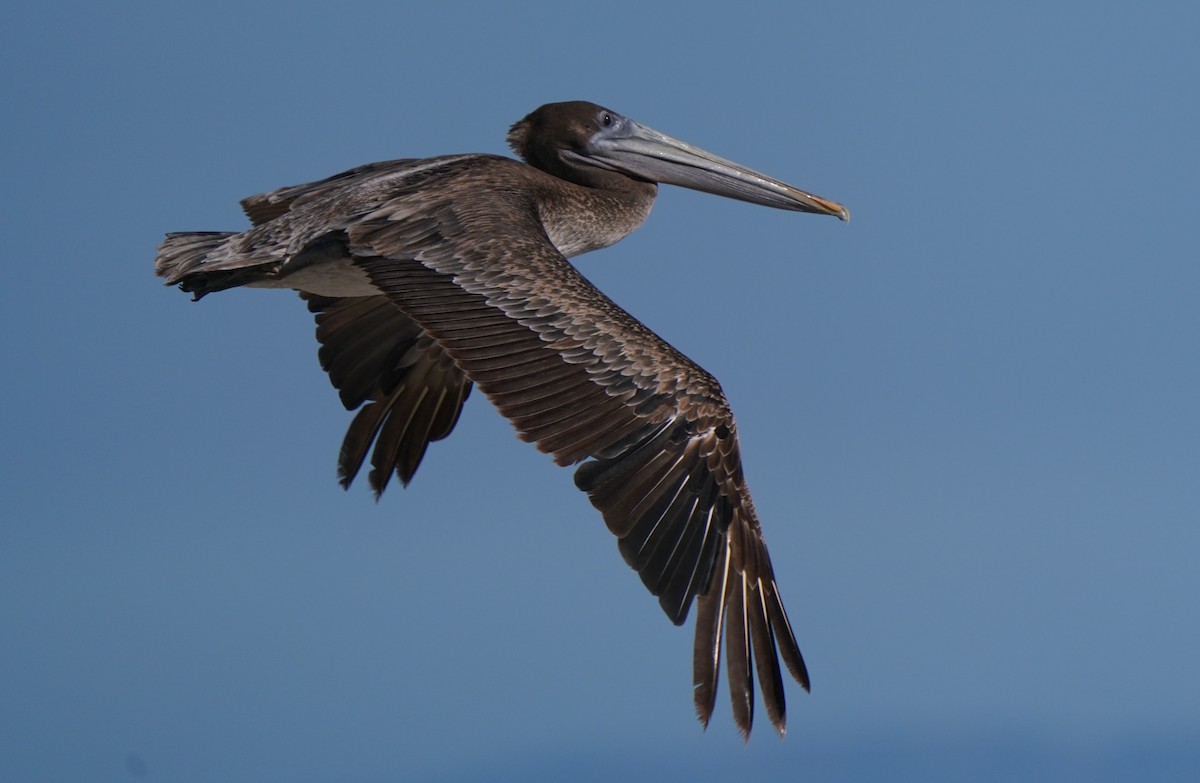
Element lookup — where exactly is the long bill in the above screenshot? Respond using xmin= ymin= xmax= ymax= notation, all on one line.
xmin=579 ymin=120 xmax=849 ymax=221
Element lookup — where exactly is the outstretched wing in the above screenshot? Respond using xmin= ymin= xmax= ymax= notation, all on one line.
xmin=339 ymin=185 xmax=808 ymax=736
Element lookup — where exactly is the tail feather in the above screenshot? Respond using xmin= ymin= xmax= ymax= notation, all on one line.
xmin=156 ymin=231 xmax=273 ymax=300
xmin=155 ymin=232 xmax=237 ymax=283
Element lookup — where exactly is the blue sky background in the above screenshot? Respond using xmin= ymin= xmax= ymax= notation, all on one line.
xmin=3 ymin=2 xmax=1198 ymax=780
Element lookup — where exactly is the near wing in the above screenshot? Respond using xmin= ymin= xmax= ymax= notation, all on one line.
xmin=323 ymin=186 xmax=809 ymax=736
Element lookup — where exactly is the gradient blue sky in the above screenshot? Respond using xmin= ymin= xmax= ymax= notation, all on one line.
xmin=3 ymin=2 xmax=1198 ymax=781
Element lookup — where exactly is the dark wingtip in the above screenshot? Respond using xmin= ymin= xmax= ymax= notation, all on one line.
xmin=336 ymin=457 xmax=356 ymax=491
xmin=369 ymin=470 xmax=390 ymax=501
xmin=660 ymin=595 xmax=690 ymax=627
xmin=693 ymin=686 xmax=717 ymax=736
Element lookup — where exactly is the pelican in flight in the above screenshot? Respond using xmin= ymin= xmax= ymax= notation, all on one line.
xmin=156 ymin=101 xmax=848 ymax=737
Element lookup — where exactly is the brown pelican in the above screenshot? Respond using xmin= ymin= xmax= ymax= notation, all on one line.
xmin=155 ymin=101 xmax=848 ymax=737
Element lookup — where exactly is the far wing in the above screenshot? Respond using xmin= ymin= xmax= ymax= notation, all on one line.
xmin=301 ymin=293 xmax=472 ymax=494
